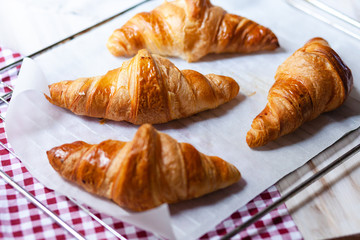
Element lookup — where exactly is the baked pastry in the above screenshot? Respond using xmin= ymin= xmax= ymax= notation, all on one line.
xmin=107 ymin=0 xmax=279 ymax=62
xmin=45 ymin=49 xmax=239 ymax=124
xmin=246 ymin=37 xmax=353 ymax=148
xmin=47 ymin=124 xmax=241 ymax=211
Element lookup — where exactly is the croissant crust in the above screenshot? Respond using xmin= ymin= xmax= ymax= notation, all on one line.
xmin=47 ymin=124 xmax=241 ymax=211
xmin=107 ymin=0 xmax=279 ymax=62
xmin=45 ymin=49 xmax=239 ymax=124
xmin=246 ymin=37 xmax=353 ymax=148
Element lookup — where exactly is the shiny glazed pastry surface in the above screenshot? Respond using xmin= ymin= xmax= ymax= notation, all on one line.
xmin=45 ymin=49 xmax=239 ymax=124
xmin=47 ymin=124 xmax=241 ymax=212
xmin=246 ymin=37 xmax=353 ymax=148
xmin=107 ymin=0 xmax=279 ymax=62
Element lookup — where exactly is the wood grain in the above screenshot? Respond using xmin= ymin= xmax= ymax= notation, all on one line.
xmin=277 ymin=127 xmax=360 ymax=239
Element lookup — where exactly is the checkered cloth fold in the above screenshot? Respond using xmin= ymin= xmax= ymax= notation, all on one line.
xmin=0 ymin=46 xmax=303 ymax=240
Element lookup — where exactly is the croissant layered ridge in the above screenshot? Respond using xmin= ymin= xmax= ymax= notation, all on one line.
xmin=246 ymin=37 xmax=353 ymax=148
xmin=47 ymin=124 xmax=241 ymax=211
xmin=45 ymin=49 xmax=239 ymax=124
xmin=107 ymin=0 xmax=279 ymax=62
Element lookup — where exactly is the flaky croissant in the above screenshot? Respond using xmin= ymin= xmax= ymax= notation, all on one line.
xmin=47 ymin=124 xmax=241 ymax=211
xmin=107 ymin=0 xmax=279 ymax=62
xmin=246 ymin=37 xmax=353 ymax=148
xmin=45 ymin=49 xmax=239 ymax=124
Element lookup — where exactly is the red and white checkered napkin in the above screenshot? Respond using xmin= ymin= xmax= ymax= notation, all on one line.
xmin=0 ymin=46 xmax=303 ymax=240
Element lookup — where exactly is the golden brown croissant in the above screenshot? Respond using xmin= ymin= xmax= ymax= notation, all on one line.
xmin=107 ymin=0 xmax=279 ymax=62
xmin=246 ymin=37 xmax=353 ymax=148
xmin=45 ymin=49 xmax=239 ymax=124
xmin=47 ymin=124 xmax=241 ymax=211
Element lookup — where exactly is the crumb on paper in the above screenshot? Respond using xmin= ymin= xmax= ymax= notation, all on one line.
xmin=247 ymin=91 xmax=256 ymax=97
xmin=99 ymin=119 xmax=107 ymax=124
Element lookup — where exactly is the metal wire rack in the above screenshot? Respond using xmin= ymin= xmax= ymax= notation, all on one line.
xmin=286 ymin=0 xmax=360 ymax=41
xmin=0 ymin=1 xmax=360 ymax=239
xmin=0 ymin=67 xmax=127 ymax=240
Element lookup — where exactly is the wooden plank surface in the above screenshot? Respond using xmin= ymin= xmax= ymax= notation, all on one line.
xmin=276 ymin=127 xmax=360 ymax=239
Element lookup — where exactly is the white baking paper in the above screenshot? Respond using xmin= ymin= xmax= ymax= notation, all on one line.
xmin=5 ymin=0 xmax=360 ymax=239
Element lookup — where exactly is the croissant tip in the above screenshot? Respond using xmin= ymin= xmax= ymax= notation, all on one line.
xmin=44 ymin=93 xmax=53 ymax=103
xmin=246 ymin=117 xmax=271 ymax=148
xmin=47 ymin=141 xmax=88 ymax=171
xmin=246 ymin=130 xmax=257 ymax=148
xmin=106 ymin=42 xmax=127 ymax=57
xmin=46 ymin=147 xmax=62 ymax=172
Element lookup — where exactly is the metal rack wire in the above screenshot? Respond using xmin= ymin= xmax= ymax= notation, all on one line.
xmin=0 ymin=1 xmax=360 ymax=239
xmin=286 ymin=0 xmax=360 ymax=41
xmin=0 ymin=1 xmax=150 ymax=239
xmin=0 ymin=79 xmax=129 ymax=240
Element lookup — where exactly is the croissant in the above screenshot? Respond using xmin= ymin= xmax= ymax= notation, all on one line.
xmin=45 ymin=49 xmax=239 ymax=124
xmin=246 ymin=37 xmax=353 ymax=148
xmin=47 ymin=124 xmax=241 ymax=211
xmin=107 ymin=0 xmax=279 ymax=62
